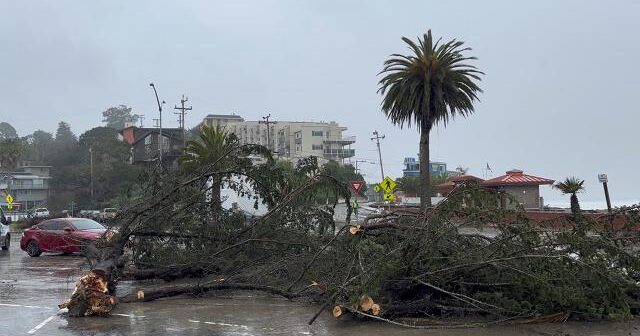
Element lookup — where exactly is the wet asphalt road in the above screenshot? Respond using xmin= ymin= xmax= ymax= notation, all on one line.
xmin=5 ymin=235 xmax=640 ymax=336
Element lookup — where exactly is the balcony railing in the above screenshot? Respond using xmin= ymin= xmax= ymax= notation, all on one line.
xmin=323 ymin=148 xmax=355 ymax=158
xmin=323 ymin=136 xmax=356 ymax=145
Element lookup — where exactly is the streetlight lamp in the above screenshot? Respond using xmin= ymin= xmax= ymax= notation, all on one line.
xmin=149 ymin=83 xmax=166 ymax=162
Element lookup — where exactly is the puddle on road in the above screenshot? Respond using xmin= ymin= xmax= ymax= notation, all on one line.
xmin=52 ymin=296 xmax=640 ymax=336
xmin=4 ymin=240 xmax=640 ymax=336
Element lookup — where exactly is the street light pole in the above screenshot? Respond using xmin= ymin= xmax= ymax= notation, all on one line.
xmin=149 ymin=83 xmax=165 ymax=162
xmin=598 ymin=174 xmax=612 ymax=214
xmin=354 ymin=159 xmax=375 ymax=175
xmin=598 ymin=173 xmax=613 ymax=232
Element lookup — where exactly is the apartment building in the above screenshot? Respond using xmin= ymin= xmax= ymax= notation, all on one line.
xmin=402 ymin=157 xmax=448 ymax=177
xmin=201 ymin=114 xmax=355 ymax=163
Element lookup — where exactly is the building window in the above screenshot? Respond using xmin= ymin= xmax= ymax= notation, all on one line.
xmin=312 ymin=131 xmax=323 ymax=137
xmin=312 ymin=144 xmax=323 ymax=150
xmin=161 ymin=135 xmax=170 ymax=151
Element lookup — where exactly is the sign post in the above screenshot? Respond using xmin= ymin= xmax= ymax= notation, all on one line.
xmin=379 ymin=176 xmax=397 ymax=210
xmin=6 ymin=194 xmax=13 ymax=210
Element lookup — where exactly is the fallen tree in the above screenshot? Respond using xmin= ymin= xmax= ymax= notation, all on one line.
xmin=60 ymin=143 xmax=640 ymax=326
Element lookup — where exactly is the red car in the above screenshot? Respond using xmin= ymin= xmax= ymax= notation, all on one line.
xmin=20 ymin=218 xmax=107 ymax=257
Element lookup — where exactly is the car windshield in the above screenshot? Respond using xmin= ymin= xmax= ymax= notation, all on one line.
xmin=104 ymin=209 xmax=116 ymax=213
xmin=36 ymin=208 xmax=48 ymax=212
xmin=70 ymin=219 xmax=105 ymax=230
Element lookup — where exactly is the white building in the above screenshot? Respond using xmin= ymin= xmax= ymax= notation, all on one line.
xmin=0 ymin=166 xmax=51 ymax=211
xmin=201 ymin=114 xmax=355 ymax=164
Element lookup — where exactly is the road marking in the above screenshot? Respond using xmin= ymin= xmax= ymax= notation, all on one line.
xmin=190 ymin=320 xmax=249 ymax=330
xmin=27 ymin=315 xmax=55 ymax=334
xmin=113 ymin=313 xmax=146 ymax=318
xmin=204 ymin=322 xmax=249 ymax=329
xmin=0 ymin=303 xmax=52 ymax=310
xmin=23 ymin=305 xmax=53 ymax=310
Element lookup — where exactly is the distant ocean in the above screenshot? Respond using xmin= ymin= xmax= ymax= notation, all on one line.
xmin=545 ymin=200 xmax=639 ymax=210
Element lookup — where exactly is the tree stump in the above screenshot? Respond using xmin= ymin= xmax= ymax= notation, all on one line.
xmin=59 ymin=271 xmax=116 ymax=317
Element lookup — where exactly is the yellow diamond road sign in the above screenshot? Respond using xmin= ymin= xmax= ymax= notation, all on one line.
xmin=380 ymin=176 xmax=397 ymax=193
xmin=373 ymin=185 xmax=381 ymax=193
xmin=7 ymin=204 xmax=12 ymax=210
xmin=6 ymin=194 xmax=13 ymax=204
xmin=383 ymin=193 xmax=396 ymax=201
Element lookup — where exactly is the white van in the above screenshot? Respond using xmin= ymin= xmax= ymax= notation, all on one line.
xmin=0 ymin=208 xmax=11 ymax=250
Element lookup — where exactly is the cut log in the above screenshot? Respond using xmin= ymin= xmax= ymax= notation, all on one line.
xmin=359 ymin=294 xmax=374 ymax=312
xmin=371 ymin=303 xmax=381 ymax=316
xmin=332 ymin=305 xmax=343 ymax=318
xmin=349 ymin=225 xmax=362 ymax=235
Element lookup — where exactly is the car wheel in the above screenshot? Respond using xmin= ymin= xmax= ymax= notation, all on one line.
xmin=1 ymin=235 xmax=9 ymax=250
xmin=26 ymin=240 xmax=42 ymax=257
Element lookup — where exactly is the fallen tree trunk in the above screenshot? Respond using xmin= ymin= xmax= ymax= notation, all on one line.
xmin=121 ymin=266 xmax=205 ymax=281
xmin=118 ymin=281 xmax=299 ymax=303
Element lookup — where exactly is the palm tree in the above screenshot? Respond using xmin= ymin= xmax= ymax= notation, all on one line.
xmin=182 ymin=125 xmax=270 ymax=215
xmin=554 ymin=177 xmax=585 ymax=216
xmin=378 ymin=30 xmax=483 ymax=210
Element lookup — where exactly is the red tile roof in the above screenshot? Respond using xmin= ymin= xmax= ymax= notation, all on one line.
xmin=481 ymin=169 xmax=554 ymax=187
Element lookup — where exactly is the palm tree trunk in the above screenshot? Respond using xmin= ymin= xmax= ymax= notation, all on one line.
xmin=419 ymin=129 xmax=432 ymax=210
xmin=570 ymin=193 xmax=581 ymax=216
xmin=210 ymin=178 xmax=222 ymax=221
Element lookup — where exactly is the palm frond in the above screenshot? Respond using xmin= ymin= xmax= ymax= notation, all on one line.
xmin=554 ymin=177 xmax=585 ymax=195
xmin=378 ymin=29 xmax=484 ymax=132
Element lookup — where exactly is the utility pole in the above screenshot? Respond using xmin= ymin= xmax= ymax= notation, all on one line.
xmin=174 ymin=95 xmax=192 ymax=151
xmin=259 ymin=114 xmax=277 ymax=152
xmin=149 ymin=83 xmax=165 ymax=162
xmin=370 ymin=131 xmax=385 ymax=181
xmin=138 ymin=114 xmax=145 ymax=128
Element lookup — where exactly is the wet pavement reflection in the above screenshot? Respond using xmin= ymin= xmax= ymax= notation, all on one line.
xmin=3 ymin=235 xmax=640 ymax=335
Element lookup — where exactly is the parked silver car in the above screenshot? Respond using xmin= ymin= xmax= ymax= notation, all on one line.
xmin=0 ymin=207 xmax=12 ymax=250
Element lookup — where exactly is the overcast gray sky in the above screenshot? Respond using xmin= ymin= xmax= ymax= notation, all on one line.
xmin=1 ymin=0 xmax=637 ymax=207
